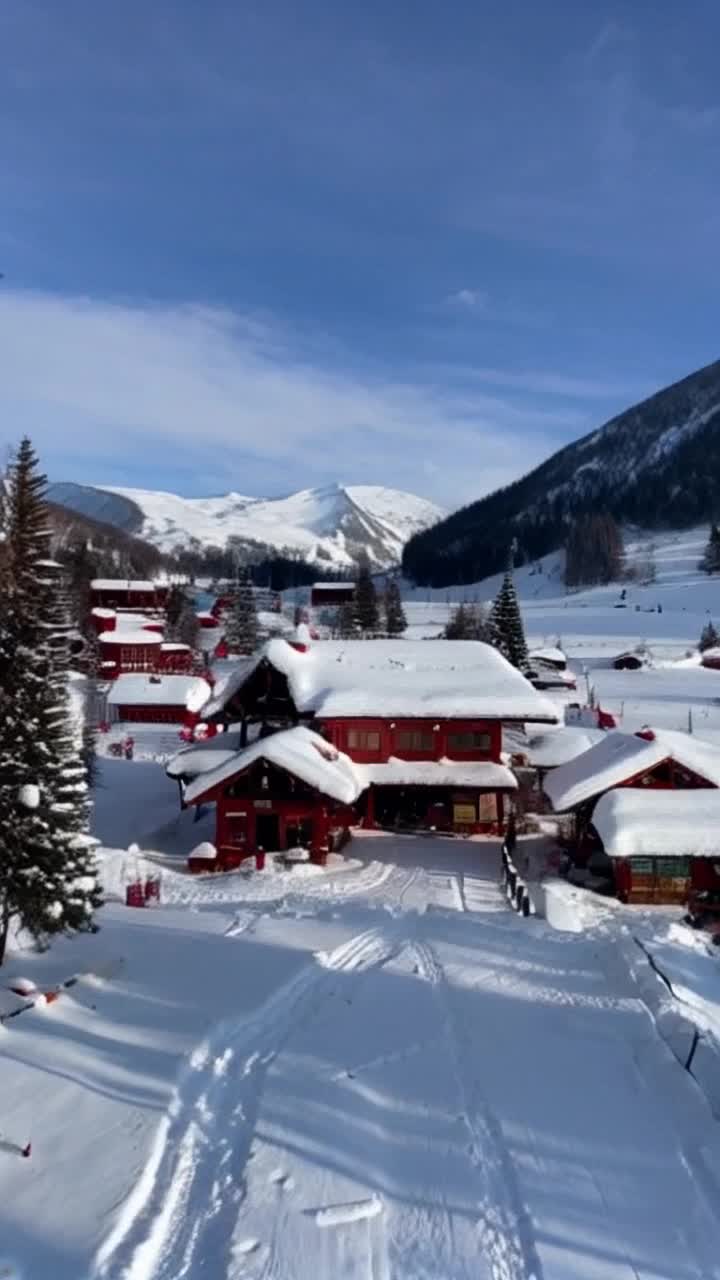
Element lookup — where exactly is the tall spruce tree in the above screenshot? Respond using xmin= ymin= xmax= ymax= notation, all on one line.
xmin=0 ymin=439 xmax=101 ymax=964
xmin=488 ymin=568 xmax=529 ymax=671
xmin=337 ymin=600 xmax=360 ymax=638
xmin=699 ymin=524 xmax=720 ymax=575
xmin=355 ymin=554 xmax=379 ymax=634
xmin=383 ymin=579 xmax=407 ymax=636
xmin=699 ymin=620 xmax=720 ymax=652
xmin=225 ymin=569 xmax=259 ymax=654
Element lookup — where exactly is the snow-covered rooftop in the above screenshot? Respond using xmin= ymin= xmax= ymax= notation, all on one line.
xmin=90 ymin=607 xmax=116 ymax=619
xmin=165 ymin=730 xmax=249 ymax=778
xmin=525 ymin=727 xmax=607 ymax=770
xmin=362 ymin=759 xmax=517 ymax=789
xmin=545 ymin=728 xmax=720 ymax=812
xmin=312 ymin=581 xmax=356 ymax=590
xmin=592 ymin=789 xmax=720 ymax=859
xmin=99 ymin=629 xmax=163 ymax=646
xmin=107 ymin=674 xmax=211 ymax=707
xmin=528 ymin=646 xmax=566 ymax=667
xmin=91 ymin=579 xmax=158 ymax=591
xmin=204 ymin=638 xmax=558 ymax=723
xmin=160 ymin=642 xmax=191 ymax=652
xmin=185 ymin=725 xmax=364 ymax=806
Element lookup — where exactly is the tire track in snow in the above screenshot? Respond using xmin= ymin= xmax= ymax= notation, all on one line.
xmin=409 ymin=936 xmax=543 ymax=1280
xmin=91 ymin=925 xmax=404 ymax=1280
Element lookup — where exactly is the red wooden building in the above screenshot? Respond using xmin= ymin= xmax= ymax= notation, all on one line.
xmin=98 ymin=629 xmax=164 ymax=680
xmin=107 ymin=674 xmax=211 ymax=725
xmin=90 ymin=579 xmax=169 ymax=612
xmin=177 ymin=635 xmax=557 ymax=867
xmin=310 ymin=582 xmax=356 ymax=608
xmin=590 ymin=789 xmax=720 ymax=904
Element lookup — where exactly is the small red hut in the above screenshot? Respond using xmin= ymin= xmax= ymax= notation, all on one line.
xmin=90 ymin=579 xmax=169 ymax=612
xmin=310 ymin=582 xmax=356 ymax=609
xmin=184 ymin=726 xmax=364 ymax=870
xmin=107 ymin=674 xmax=212 ymax=725
xmin=591 ymin=789 xmax=720 ymax=904
xmin=98 ymin=628 xmax=163 ymax=680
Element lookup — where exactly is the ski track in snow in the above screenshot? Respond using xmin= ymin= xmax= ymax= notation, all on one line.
xmin=409 ymin=934 xmax=542 ymax=1280
xmin=91 ymin=925 xmax=405 ymax=1280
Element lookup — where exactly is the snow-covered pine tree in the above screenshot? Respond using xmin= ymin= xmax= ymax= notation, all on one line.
xmin=699 ymin=525 xmax=720 ymax=575
xmin=165 ymin=583 xmax=187 ymax=635
xmin=177 ymin=598 xmax=200 ymax=651
xmin=699 ymin=620 xmax=720 ymax=652
xmin=355 ymin=554 xmax=379 ymax=634
xmin=444 ymin=603 xmax=470 ymax=639
xmin=383 ymin=579 xmax=407 ymax=636
xmin=487 ymin=563 xmax=529 ymax=671
xmin=0 ymin=439 xmax=101 ymax=964
xmin=337 ymin=599 xmax=360 ymax=638
xmin=225 ymin=569 xmax=259 ymax=654
xmin=82 ymin=632 xmax=100 ymax=790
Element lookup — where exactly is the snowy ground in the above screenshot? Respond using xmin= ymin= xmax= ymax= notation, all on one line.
xmin=4 ymin=764 xmax=720 ymax=1278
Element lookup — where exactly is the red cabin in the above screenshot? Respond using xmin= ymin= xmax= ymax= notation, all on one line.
xmin=310 ymin=582 xmax=356 ymax=608
xmin=591 ymin=789 xmax=720 ymax=905
xmin=90 ymin=579 xmax=169 ymax=612
xmin=107 ymin=673 xmax=211 ymax=725
xmin=98 ymin=629 xmax=164 ymax=680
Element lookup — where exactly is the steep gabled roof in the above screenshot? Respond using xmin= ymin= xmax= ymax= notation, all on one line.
xmin=545 ymin=728 xmax=720 ymax=813
xmin=107 ymin=674 xmax=211 ymax=708
xmin=203 ymin=638 xmax=558 ymax=723
xmin=184 ymin=725 xmax=364 ymax=807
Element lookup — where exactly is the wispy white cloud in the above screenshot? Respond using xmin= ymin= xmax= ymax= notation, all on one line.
xmin=445 ymin=288 xmax=487 ymax=310
xmin=0 ymin=289 xmax=588 ymax=506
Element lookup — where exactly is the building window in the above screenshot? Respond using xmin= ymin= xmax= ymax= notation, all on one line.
xmin=347 ymin=729 xmax=381 ymax=751
xmin=447 ymin=731 xmax=492 ymax=752
xmin=395 ymin=730 xmax=434 ymax=752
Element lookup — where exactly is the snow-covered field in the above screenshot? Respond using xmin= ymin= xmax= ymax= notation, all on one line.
xmin=3 ymin=757 xmax=720 ymax=1278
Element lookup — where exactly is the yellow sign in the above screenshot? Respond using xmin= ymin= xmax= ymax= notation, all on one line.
xmin=453 ymin=803 xmax=476 ymax=824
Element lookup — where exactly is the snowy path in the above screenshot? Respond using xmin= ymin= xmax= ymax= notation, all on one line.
xmin=87 ymin=839 xmax=720 ymax=1280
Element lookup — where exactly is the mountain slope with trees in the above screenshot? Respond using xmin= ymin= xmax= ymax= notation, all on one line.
xmin=403 ymin=358 xmax=720 ymax=587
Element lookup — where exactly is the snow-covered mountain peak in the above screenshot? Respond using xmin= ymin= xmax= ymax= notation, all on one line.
xmin=48 ymin=480 xmax=444 ymax=570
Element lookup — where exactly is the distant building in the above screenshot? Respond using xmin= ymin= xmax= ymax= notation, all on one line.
xmin=107 ymin=674 xmax=211 ymax=725
xmin=310 ymin=582 xmax=356 ymax=608
xmin=90 ymin=579 xmax=168 ymax=612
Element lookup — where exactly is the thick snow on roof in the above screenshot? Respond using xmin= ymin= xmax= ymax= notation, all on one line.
xmin=528 ymin=647 xmax=566 ymax=666
xmin=91 ymin=579 xmax=157 ymax=591
xmin=592 ymin=790 xmax=720 ymax=859
xmin=362 ymin=759 xmax=517 ymax=789
xmin=99 ymin=629 xmax=163 ymax=646
xmin=185 ymin=726 xmax=364 ymax=806
xmin=526 ymin=727 xmax=607 ymax=770
xmin=107 ymin=674 xmax=211 ymax=707
xmin=312 ymin=581 xmax=356 ymax=590
xmin=160 ymin=642 xmax=191 ymax=652
xmin=205 ymin=638 xmax=558 ymax=723
xmin=91 ymin=607 xmax=116 ymax=619
xmin=166 ymin=731 xmax=247 ymax=778
xmin=545 ymin=728 xmax=720 ymax=812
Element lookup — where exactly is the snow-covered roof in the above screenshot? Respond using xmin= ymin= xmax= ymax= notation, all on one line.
xmin=107 ymin=674 xmax=211 ymax=708
xmin=185 ymin=726 xmax=364 ymax=806
xmin=545 ymin=728 xmax=720 ymax=812
xmin=203 ymin=638 xmax=558 ymax=723
xmin=528 ymin=647 xmax=566 ymax=666
xmin=91 ymin=607 xmax=116 ymax=619
xmin=525 ymin=727 xmax=607 ymax=770
xmin=99 ymin=629 xmax=163 ymax=646
xmin=160 ymin=642 xmax=191 ymax=652
xmin=312 ymin=581 xmax=356 ymax=590
xmin=592 ymin=790 xmax=720 ymax=859
xmin=362 ymin=759 xmax=517 ymax=789
xmin=166 ymin=731 xmax=247 ymax=778
xmin=91 ymin=579 xmax=158 ymax=591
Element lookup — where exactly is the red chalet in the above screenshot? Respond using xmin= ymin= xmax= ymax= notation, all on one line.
xmin=177 ymin=635 xmax=557 ymax=869
xmin=90 ymin=578 xmax=169 ymax=612
xmin=107 ymin=673 xmax=211 ymax=725
xmin=98 ymin=628 xmax=164 ymax=680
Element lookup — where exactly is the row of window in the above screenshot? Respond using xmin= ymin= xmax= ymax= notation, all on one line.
xmin=345 ymin=728 xmax=492 ymax=753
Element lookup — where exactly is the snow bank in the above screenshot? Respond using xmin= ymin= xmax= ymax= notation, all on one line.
xmin=315 ymin=1196 xmax=384 ymax=1227
xmin=189 ymin=842 xmax=217 ymax=861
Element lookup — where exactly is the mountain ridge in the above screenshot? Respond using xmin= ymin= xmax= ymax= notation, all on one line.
xmin=402 ymin=357 xmax=720 ymax=587
xmin=48 ymin=480 xmax=444 ymax=571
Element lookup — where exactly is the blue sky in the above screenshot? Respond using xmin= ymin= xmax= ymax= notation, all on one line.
xmin=1 ymin=0 xmax=719 ymax=509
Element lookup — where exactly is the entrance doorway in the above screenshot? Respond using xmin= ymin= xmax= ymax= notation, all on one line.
xmin=255 ymin=813 xmax=281 ymax=851
xmin=285 ymin=818 xmax=313 ymax=849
